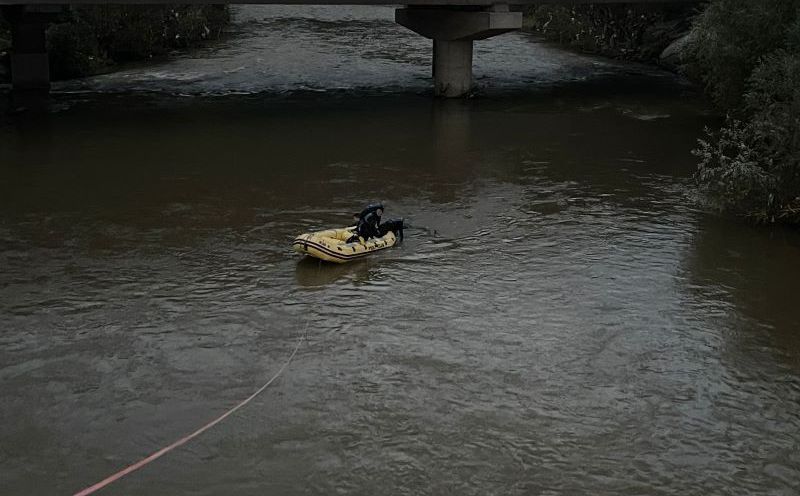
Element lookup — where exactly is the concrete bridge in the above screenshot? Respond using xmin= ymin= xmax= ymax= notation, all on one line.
xmin=1 ymin=1 xmax=694 ymax=97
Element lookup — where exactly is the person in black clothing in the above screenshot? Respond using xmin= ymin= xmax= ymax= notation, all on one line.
xmin=346 ymin=202 xmax=404 ymax=244
xmin=348 ymin=203 xmax=384 ymax=243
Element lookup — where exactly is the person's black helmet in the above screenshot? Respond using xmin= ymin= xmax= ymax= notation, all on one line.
xmin=357 ymin=202 xmax=384 ymax=219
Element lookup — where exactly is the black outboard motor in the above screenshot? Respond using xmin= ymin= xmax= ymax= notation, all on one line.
xmin=379 ymin=218 xmax=404 ymax=241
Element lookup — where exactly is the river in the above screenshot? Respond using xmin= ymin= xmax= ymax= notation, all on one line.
xmin=1 ymin=6 xmax=799 ymax=496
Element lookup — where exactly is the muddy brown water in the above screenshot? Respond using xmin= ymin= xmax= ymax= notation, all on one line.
xmin=1 ymin=6 xmax=799 ymax=496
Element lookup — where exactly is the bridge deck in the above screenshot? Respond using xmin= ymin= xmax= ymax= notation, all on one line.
xmin=0 ymin=0 xmax=697 ymax=6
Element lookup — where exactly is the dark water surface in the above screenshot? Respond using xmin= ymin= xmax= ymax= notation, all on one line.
xmin=2 ymin=6 xmax=800 ymax=496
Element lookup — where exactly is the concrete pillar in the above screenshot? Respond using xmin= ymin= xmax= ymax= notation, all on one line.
xmin=396 ymin=5 xmax=522 ymax=98
xmin=3 ymin=6 xmax=61 ymax=92
xmin=433 ymin=39 xmax=473 ymax=98
xmin=11 ymin=18 xmax=50 ymax=90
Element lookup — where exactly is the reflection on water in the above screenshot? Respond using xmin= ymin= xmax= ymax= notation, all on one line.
xmin=1 ymin=5 xmax=800 ymax=496
xmin=295 ymin=257 xmax=375 ymax=287
xmin=432 ymin=100 xmax=472 ymax=170
xmin=686 ymin=216 xmax=800 ymax=367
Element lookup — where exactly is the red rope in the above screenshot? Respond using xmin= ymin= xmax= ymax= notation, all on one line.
xmin=73 ymin=335 xmax=304 ymax=496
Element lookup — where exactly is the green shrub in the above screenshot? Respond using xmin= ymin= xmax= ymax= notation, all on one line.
xmin=695 ymin=120 xmax=777 ymax=220
xmin=525 ymin=4 xmax=698 ymax=62
xmin=48 ymin=21 xmax=108 ymax=79
xmin=84 ymin=6 xmax=170 ymax=60
xmin=86 ymin=5 xmax=229 ymax=60
xmin=46 ymin=5 xmax=229 ymax=79
xmin=688 ymin=0 xmax=800 ymax=109
xmin=694 ymin=14 xmax=800 ymax=223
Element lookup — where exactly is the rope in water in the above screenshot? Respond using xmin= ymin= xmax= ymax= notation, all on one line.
xmin=73 ymin=332 xmax=305 ymax=496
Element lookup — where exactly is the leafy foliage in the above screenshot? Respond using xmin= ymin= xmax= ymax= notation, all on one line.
xmin=47 ymin=5 xmax=230 ymax=79
xmin=688 ymin=0 xmax=800 ymax=110
xmin=695 ymin=120 xmax=776 ymax=220
xmin=694 ymin=9 xmax=800 ymax=223
xmin=525 ymin=4 xmax=698 ymax=62
xmin=48 ymin=21 xmax=108 ymax=79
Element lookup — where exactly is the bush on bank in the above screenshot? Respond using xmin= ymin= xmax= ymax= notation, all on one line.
xmin=0 ymin=6 xmax=229 ymax=81
xmin=48 ymin=5 xmax=230 ymax=79
xmin=523 ymin=3 xmax=701 ymax=64
xmin=691 ymin=1 xmax=800 ymax=224
xmin=526 ymin=2 xmax=800 ymax=225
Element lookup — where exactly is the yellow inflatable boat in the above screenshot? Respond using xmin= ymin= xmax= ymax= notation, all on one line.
xmin=293 ymin=227 xmax=398 ymax=263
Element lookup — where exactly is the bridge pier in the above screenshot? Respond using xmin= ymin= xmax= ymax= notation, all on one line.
xmin=2 ymin=6 xmax=60 ymax=92
xmin=11 ymin=18 xmax=49 ymax=91
xmin=396 ymin=5 xmax=522 ymax=97
xmin=433 ymin=40 xmax=472 ymax=98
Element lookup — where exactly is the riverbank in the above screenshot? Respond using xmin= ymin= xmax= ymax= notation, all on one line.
xmin=690 ymin=0 xmax=800 ymax=224
xmin=522 ymin=4 xmax=701 ymax=70
xmin=0 ymin=5 xmax=229 ymax=81
xmin=526 ymin=1 xmax=800 ymax=226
